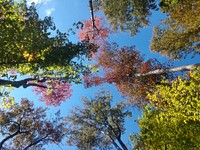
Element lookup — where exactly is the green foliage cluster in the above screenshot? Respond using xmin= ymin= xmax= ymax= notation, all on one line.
xmin=0 ymin=0 xmax=98 ymax=106
xmin=0 ymin=86 xmax=15 ymax=109
xmin=0 ymin=0 xmax=93 ymax=79
xmin=93 ymin=0 xmax=158 ymax=36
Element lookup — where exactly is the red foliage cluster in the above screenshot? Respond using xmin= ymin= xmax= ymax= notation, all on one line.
xmin=83 ymin=44 xmax=165 ymax=106
xmin=78 ymin=17 xmax=110 ymax=46
xmin=32 ymin=80 xmax=72 ymax=106
xmin=83 ymin=44 xmax=143 ymax=86
xmin=83 ymin=75 xmax=105 ymax=88
xmin=139 ymin=59 xmax=162 ymax=73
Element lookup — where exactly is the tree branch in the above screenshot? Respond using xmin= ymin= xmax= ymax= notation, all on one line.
xmin=111 ymin=117 xmax=122 ymax=139
xmin=23 ymin=133 xmax=51 ymax=150
xmin=89 ymin=0 xmax=99 ymax=37
xmin=0 ymin=123 xmax=20 ymax=149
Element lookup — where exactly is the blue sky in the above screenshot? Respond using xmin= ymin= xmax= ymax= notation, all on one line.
xmin=10 ymin=0 xmax=200 ymax=149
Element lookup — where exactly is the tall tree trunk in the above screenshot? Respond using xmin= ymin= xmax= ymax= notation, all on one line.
xmin=107 ymin=123 xmax=128 ymax=150
xmin=89 ymin=0 xmax=95 ymax=28
xmin=136 ymin=63 xmax=200 ymax=77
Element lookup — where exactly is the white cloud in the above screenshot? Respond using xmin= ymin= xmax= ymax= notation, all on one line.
xmin=45 ymin=8 xmax=55 ymax=16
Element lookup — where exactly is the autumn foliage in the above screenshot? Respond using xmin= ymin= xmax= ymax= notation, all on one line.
xmin=78 ymin=17 xmax=110 ymax=47
xmin=83 ymin=43 xmax=167 ymax=106
xmin=150 ymin=0 xmax=200 ymax=59
xmin=32 ymin=80 xmax=72 ymax=106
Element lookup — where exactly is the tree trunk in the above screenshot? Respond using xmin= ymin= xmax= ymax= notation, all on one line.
xmin=116 ymin=137 xmax=128 ymax=150
xmin=107 ymin=123 xmax=128 ymax=150
xmin=136 ymin=63 xmax=200 ymax=77
xmin=109 ymin=136 xmax=122 ymax=150
xmin=0 ymin=78 xmax=47 ymax=88
xmin=89 ymin=0 xmax=95 ymax=28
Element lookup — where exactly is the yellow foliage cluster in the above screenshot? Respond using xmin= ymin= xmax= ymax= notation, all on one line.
xmin=1 ymin=97 xmax=15 ymax=109
xmin=132 ymin=70 xmax=200 ymax=149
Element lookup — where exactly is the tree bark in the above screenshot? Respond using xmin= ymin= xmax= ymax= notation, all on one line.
xmin=108 ymin=135 xmax=122 ymax=150
xmin=89 ymin=0 xmax=95 ymax=28
xmin=0 ymin=78 xmax=47 ymax=88
xmin=116 ymin=137 xmax=128 ymax=150
xmin=136 ymin=63 xmax=200 ymax=77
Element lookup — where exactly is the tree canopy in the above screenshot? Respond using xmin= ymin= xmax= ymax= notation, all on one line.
xmin=0 ymin=0 xmax=93 ymax=72
xmin=82 ymin=43 xmax=199 ymax=106
xmin=0 ymin=98 xmax=66 ymax=149
xmin=92 ymin=0 xmax=158 ymax=36
xmin=64 ymin=90 xmax=131 ymax=150
xmin=82 ymin=0 xmax=200 ymax=108
xmin=91 ymin=0 xmax=200 ymax=60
